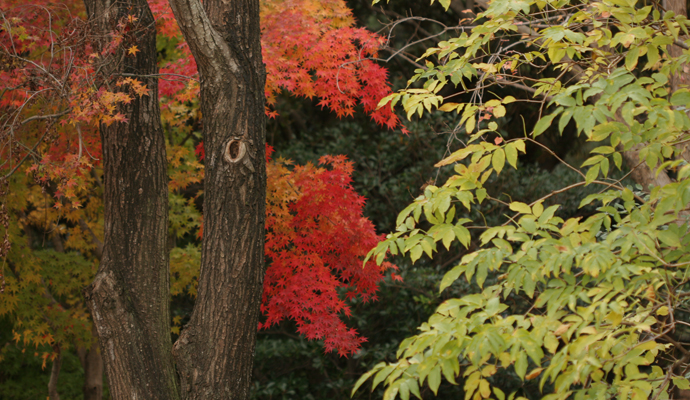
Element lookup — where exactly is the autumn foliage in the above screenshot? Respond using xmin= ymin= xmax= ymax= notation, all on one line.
xmin=149 ymin=0 xmax=400 ymax=128
xmin=263 ymin=151 xmax=396 ymax=355
xmin=1 ymin=0 xmax=398 ymax=358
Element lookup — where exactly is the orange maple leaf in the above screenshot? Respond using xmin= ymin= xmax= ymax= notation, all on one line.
xmin=127 ymin=45 xmax=140 ymax=56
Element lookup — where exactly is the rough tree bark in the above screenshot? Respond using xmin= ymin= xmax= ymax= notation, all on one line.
xmin=80 ymin=0 xmax=266 ymax=397
xmin=81 ymin=0 xmax=179 ymax=398
xmin=76 ymin=325 xmax=104 ymax=400
xmin=166 ymin=0 xmax=267 ymax=398
xmin=48 ymin=345 xmax=62 ymax=400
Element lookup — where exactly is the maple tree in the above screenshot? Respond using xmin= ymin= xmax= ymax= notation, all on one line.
xmin=0 ymin=0 xmax=400 ymax=397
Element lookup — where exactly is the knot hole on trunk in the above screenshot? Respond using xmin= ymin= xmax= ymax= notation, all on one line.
xmin=224 ymin=139 xmax=246 ymax=163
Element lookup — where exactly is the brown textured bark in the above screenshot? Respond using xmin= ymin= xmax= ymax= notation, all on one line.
xmin=48 ymin=345 xmax=62 ymax=400
xmin=81 ymin=0 xmax=179 ymax=399
xmin=167 ymin=0 xmax=266 ymax=398
xmin=77 ymin=325 xmax=104 ymax=400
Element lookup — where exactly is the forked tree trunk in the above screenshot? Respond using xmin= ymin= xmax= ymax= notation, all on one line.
xmin=82 ymin=0 xmax=179 ymax=398
xmin=81 ymin=0 xmax=266 ymax=397
xmin=166 ymin=0 xmax=267 ymax=398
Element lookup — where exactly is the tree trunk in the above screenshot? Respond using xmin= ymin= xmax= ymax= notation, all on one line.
xmin=48 ymin=345 xmax=62 ymax=400
xmin=77 ymin=325 xmax=104 ymax=400
xmin=81 ymin=0 xmax=179 ymax=399
xmin=166 ymin=0 xmax=267 ymax=398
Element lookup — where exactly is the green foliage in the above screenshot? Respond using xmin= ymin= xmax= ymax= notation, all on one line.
xmin=0 ymin=319 xmax=94 ymax=399
xmin=356 ymin=0 xmax=690 ymax=399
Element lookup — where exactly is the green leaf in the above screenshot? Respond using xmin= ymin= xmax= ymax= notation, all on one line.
xmin=538 ymin=205 xmax=559 ymax=225
xmin=505 ymin=143 xmax=518 ymax=168
xmin=558 ymin=109 xmax=573 ymax=134
xmin=658 ymin=230 xmax=681 ymax=247
xmin=509 ymin=202 xmax=532 ymax=214
xmin=645 ymin=44 xmax=659 ymax=69
xmin=440 ymin=263 xmax=466 ymax=292
xmin=544 ymin=333 xmax=559 ymax=354
xmin=585 ymin=164 xmax=600 ymax=185
xmin=671 ymin=90 xmax=690 ymax=106
xmin=625 ymin=46 xmax=640 ymax=70
xmin=399 ymin=381 xmax=409 ymax=400
xmin=613 ymin=152 xmax=622 ymax=170
xmin=515 ymin=352 xmax=528 ymax=380
xmin=673 ymin=377 xmax=690 ymax=390
xmin=513 ymin=139 xmax=526 ymax=153
xmin=532 ymin=201 xmax=543 ymax=218
xmin=442 ymin=227 xmax=455 ymax=250
xmin=352 ymin=364 xmax=382 ymax=396
xmin=533 ymin=109 xmax=562 ymax=138
xmin=466 ymin=116 xmax=476 ymax=133
xmin=439 ymin=102 xmax=461 ymax=112
xmin=476 ymin=188 xmax=487 ymax=204
xmin=492 ymin=149 xmax=506 ymax=174
xmin=428 ymin=365 xmax=441 ymax=395
xmin=591 ymin=146 xmax=614 ymax=155
xmin=372 ymin=365 xmax=394 ymax=390
xmin=581 ymin=155 xmax=604 ymax=167
xmin=410 ymin=245 xmax=423 ymax=263
xmin=420 ymin=238 xmax=434 ymax=258
xmin=493 ymin=105 xmax=506 ymax=118
xmin=377 ymin=93 xmax=398 ymax=109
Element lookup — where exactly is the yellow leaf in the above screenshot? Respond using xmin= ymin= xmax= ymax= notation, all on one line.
xmin=657 ymin=306 xmax=669 ymax=316
xmin=525 ymin=368 xmax=543 ymax=380
xmin=481 ymin=365 xmax=497 ymax=377
xmin=434 ymin=147 xmax=475 ymax=167
xmin=554 ymin=323 xmax=570 ymax=336
xmin=607 ymin=311 xmax=623 ymax=326
xmin=509 ymin=201 xmax=531 ymax=214
xmin=531 ymin=201 xmax=543 ymax=217
xmin=493 ymin=105 xmax=506 ymax=118
xmin=127 ymin=45 xmax=140 ymax=56
xmin=439 ymin=102 xmax=461 ymax=112
xmin=479 ymin=379 xmax=491 ymax=398
xmin=580 ymin=326 xmax=597 ymax=335
xmin=466 ymin=116 xmax=476 ymax=133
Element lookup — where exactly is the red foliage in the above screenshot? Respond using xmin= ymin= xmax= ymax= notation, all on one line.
xmin=264 ymin=155 xmax=396 ymax=355
xmin=150 ymin=0 xmax=400 ymax=129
